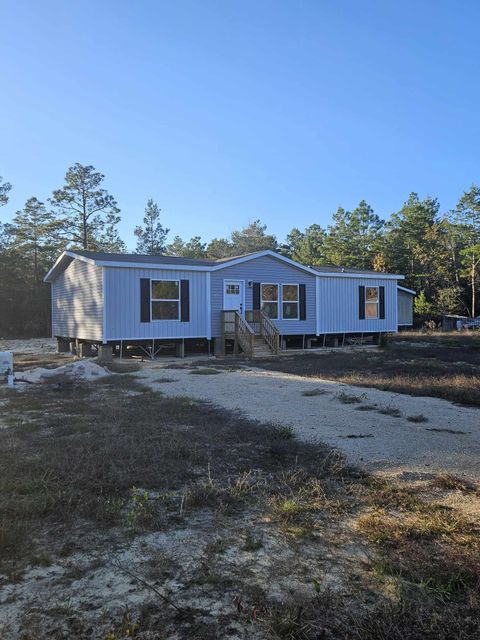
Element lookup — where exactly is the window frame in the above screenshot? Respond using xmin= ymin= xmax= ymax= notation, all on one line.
xmin=225 ymin=283 xmax=240 ymax=296
xmin=151 ymin=278 xmax=181 ymax=321
xmin=365 ymin=286 xmax=379 ymax=320
xmin=260 ymin=283 xmax=279 ymax=320
xmin=281 ymin=283 xmax=300 ymax=320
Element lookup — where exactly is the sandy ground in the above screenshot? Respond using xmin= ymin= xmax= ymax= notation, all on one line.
xmin=2 ymin=339 xmax=479 ymax=481
xmin=0 ymin=338 xmax=57 ymax=354
xmin=138 ymin=361 xmax=480 ymax=482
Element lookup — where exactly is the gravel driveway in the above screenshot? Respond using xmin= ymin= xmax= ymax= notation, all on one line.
xmin=138 ymin=362 xmax=480 ymax=482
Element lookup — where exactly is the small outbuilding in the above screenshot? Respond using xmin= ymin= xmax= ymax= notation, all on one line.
xmin=397 ymin=285 xmax=416 ymax=327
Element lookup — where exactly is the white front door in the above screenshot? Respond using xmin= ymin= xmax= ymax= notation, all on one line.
xmin=223 ymin=280 xmax=244 ymax=315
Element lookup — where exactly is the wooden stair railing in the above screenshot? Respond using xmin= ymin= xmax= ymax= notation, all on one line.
xmin=234 ymin=312 xmax=255 ymax=358
xmin=246 ymin=309 xmax=280 ymax=354
xmin=259 ymin=311 xmax=280 ymax=354
xmin=245 ymin=309 xmax=261 ymax=334
xmin=222 ymin=309 xmax=280 ymax=357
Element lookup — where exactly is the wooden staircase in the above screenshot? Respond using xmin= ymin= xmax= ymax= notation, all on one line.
xmin=251 ymin=334 xmax=274 ymax=358
xmin=221 ymin=310 xmax=280 ymax=359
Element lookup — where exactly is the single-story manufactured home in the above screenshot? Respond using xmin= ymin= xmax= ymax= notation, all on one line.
xmin=44 ymin=249 xmax=414 ymax=357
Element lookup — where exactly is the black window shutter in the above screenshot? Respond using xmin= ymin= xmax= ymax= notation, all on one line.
xmin=359 ymin=286 xmax=365 ymax=320
xmin=180 ymin=280 xmax=190 ymax=322
xmin=299 ymin=284 xmax=306 ymax=320
xmin=253 ymin=282 xmax=260 ymax=310
xmin=140 ymin=279 xmax=151 ymax=323
xmin=379 ymin=286 xmax=385 ymax=319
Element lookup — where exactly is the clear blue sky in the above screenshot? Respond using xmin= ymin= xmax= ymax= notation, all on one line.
xmin=1 ymin=0 xmax=479 ymax=250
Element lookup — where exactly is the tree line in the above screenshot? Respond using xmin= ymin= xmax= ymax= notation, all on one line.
xmin=0 ymin=162 xmax=479 ymax=337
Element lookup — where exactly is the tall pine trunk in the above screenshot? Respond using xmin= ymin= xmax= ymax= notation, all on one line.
xmin=472 ymin=255 xmax=476 ymax=318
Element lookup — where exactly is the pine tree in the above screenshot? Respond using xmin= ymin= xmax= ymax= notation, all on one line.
xmin=134 ymin=199 xmax=169 ymax=254
xmin=322 ymin=207 xmax=350 ymax=265
xmin=347 ymin=201 xmax=384 ymax=269
xmin=451 ymin=185 xmax=480 ymax=317
xmin=97 ymin=212 xmax=127 ymax=252
xmin=166 ymin=235 xmax=207 ymax=258
xmin=50 ymin=163 xmax=123 ymax=250
xmin=322 ymin=202 xmax=383 ymax=269
xmin=284 ymin=224 xmax=327 ymax=265
xmin=230 ymin=220 xmax=277 ymax=254
xmin=0 ymin=176 xmax=12 ymax=207
xmin=205 ymin=237 xmax=234 ymax=259
xmin=5 ymin=197 xmax=60 ymax=282
xmin=165 ymin=235 xmax=186 ymax=256
xmin=383 ymin=193 xmax=440 ymax=293
xmin=414 ymin=291 xmax=432 ymax=315
xmin=1 ymin=195 xmax=58 ymax=336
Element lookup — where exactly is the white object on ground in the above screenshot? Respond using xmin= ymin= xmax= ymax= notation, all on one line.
xmin=17 ymin=359 xmax=110 ymax=384
xmin=0 ymin=351 xmax=13 ymax=376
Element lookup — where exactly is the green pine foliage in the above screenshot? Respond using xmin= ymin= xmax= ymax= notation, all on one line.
xmin=134 ymin=199 xmax=169 ymax=254
xmin=1 ymin=165 xmax=480 ymax=337
xmin=50 ymin=163 xmax=124 ymax=252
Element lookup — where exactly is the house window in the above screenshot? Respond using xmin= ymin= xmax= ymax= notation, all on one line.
xmin=261 ymin=283 xmax=278 ymax=319
xmin=282 ymin=284 xmax=299 ymax=319
xmin=365 ymin=286 xmax=379 ymax=319
xmin=151 ymin=280 xmax=180 ymax=320
xmin=226 ymin=283 xmax=240 ymax=295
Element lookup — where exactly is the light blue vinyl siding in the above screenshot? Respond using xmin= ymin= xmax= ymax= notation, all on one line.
xmin=211 ymin=255 xmax=317 ymax=337
xmin=317 ymin=277 xmax=398 ymax=334
xmin=50 ymin=253 xmax=402 ymax=343
xmin=104 ymin=267 xmax=208 ymax=340
xmin=52 ymin=259 xmax=103 ymax=341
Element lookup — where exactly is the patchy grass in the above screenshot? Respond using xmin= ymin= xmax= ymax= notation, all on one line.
xmin=1 ymin=373 xmax=479 ymax=639
xmin=13 ymin=351 xmax=74 ymax=372
xmin=337 ymin=391 xmax=363 ymax=404
xmin=189 ymin=367 xmax=222 ymax=375
xmin=339 ymin=433 xmax=373 ymax=439
xmin=431 ymin=473 xmax=478 ymax=494
xmin=301 ymin=388 xmax=327 ymax=397
xmin=256 ymin=331 xmax=480 ymax=406
xmin=354 ymin=476 xmax=480 ymax=610
xmin=426 ymin=427 xmax=469 ymax=435
xmin=377 ymin=406 xmax=402 ymax=417
xmin=243 ymin=530 xmax=263 ymax=552
xmin=407 ymin=413 xmax=429 ymax=423
xmin=0 ymin=375 xmax=357 ymax=637
xmin=275 ymin=425 xmax=295 ymax=439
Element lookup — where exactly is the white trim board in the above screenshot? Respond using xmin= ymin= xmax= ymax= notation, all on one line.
xmin=206 ymin=272 xmax=212 ymax=340
xmin=397 ymin=285 xmax=416 ymax=295
xmin=102 ymin=268 xmax=107 ymax=344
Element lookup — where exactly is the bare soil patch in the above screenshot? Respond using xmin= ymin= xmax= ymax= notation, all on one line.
xmin=1 ymin=370 xmax=479 ymax=638
xmin=257 ymin=331 xmax=480 ymax=407
xmin=138 ymin=363 xmax=480 ymax=481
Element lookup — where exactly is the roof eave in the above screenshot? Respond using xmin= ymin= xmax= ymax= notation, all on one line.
xmin=397 ymin=285 xmax=416 ymax=295
xmin=95 ymin=260 xmax=211 ymax=271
